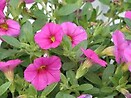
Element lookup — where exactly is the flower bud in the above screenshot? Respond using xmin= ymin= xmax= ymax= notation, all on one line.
xmin=101 ymin=46 xmax=114 ymax=56
xmin=76 ymin=60 xmax=92 ymax=79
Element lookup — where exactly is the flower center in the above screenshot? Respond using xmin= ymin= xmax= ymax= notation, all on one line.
xmin=38 ymin=65 xmax=46 ymax=71
xmin=0 ymin=23 xmax=8 ymax=31
xmin=50 ymin=36 xmax=55 ymax=42
xmin=67 ymin=35 xmax=72 ymax=42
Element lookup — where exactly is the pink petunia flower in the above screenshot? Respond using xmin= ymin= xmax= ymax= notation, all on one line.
xmin=34 ymin=23 xmax=63 ymax=50
xmin=77 ymin=94 xmax=92 ymax=98
xmin=61 ymin=22 xmax=87 ymax=47
xmin=112 ymin=30 xmax=128 ymax=63
xmin=125 ymin=11 xmax=131 ymax=20
xmin=81 ymin=48 xmax=107 ymax=67
xmin=0 ymin=19 xmax=20 ymax=37
xmin=0 ymin=59 xmax=22 ymax=81
xmin=24 ymin=56 xmax=62 ymax=91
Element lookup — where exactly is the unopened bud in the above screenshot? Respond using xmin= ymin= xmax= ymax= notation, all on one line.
xmin=101 ymin=46 xmax=114 ymax=56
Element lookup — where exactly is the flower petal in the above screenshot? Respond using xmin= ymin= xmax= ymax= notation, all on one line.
xmin=31 ymin=70 xmax=47 ymax=91
xmin=24 ymin=64 xmax=37 ymax=82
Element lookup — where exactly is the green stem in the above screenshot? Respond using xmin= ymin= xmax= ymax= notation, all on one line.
xmin=11 ymin=91 xmax=15 ymax=98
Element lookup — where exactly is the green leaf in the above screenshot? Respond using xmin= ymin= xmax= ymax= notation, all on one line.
xmin=65 ymin=0 xmax=76 ymax=3
xmin=0 ymin=49 xmax=18 ymax=60
xmin=20 ymin=21 xmax=34 ymax=43
xmin=82 ymin=3 xmax=93 ymax=20
xmin=76 ymin=84 xmax=93 ymax=91
xmin=33 ymin=18 xmax=47 ymax=32
xmin=0 ymin=82 xmax=11 ymax=96
xmin=101 ymin=87 xmax=113 ymax=94
xmin=66 ymin=70 xmax=78 ymax=85
xmin=62 ymin=36 xmax=72 ymax=51
xmin=40 ymin=83 xmax=58 ymax=97
xmin=62 ymin=62 xmax=76 ymax=71
xmin=72 ymin=40 xmax=87 ymax=59
xmin=102 ymin=64 xmax=115 ymax=84
xmin=55 ymin=92 xmax=75 ymax=98
xmin=1 ymin=36 xmax=21 ymax=48
xmin=84 ymin=87 xmax=100 ymax=94
xmin=99 ymin=0 xmax=110 ymax=5
xmin=60 ymin=73 xmax=68 ymax=85
xmin=124 ymin=18 xmax=131 ymax=30
xmin=26 ymin=85 xmax=37 ymax=98
xmin=85 ymin=72 xmax=102 ymax=87
xmin=57 ymin=1 xmax=81 ymax=16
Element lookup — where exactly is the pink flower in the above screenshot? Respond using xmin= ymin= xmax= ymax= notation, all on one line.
xmin=112 ymin=30 xmax=128 ymax=63
xmin=125 ymin=11 xmax=131 ymax=20
xmin=61 ymin=22 xmax=87 ymax=47
xmin=0 ymin=59 xmax=22 ymax=81
xmin=24 ymin=56 xmax=61 ymax=91
xmin=0 ymin=19 xmax=20 ymax=37
xmin=77 ymin=94 xmax=92 ymax=98
xmin=34 ymin=23 xmax=63 ymax=49
xmin=81 ymin=48 xmax=107 ymax=67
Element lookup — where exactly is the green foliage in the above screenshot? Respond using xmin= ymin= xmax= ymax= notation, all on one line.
xmin=1 ymin=36 xmax=21 ymax=48
xmin=0 ymin=82 xmax=11 ymax=96
xmin=1 ymin=0 xmax=131 ymax=97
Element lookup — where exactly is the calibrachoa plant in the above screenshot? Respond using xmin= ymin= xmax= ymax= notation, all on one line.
xmin=1 ymin=0 xmax=131 ymax=98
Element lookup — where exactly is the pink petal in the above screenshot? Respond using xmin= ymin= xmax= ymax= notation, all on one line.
xmin=0 ymin=11 xmax=5 ymax=18
xmin=112 ymin=30 xmax=125 ymax=46
xmin=112 ymin=30 xmax=128 ymax=63
xmin=0 ymin=62 xmax=7 ymax=71
xmin=61 ymin=22 xmax=77 ymax=35
xmin=31 ymin=70 xmax=47 ymax=91
xmin=96 ymin=59 xmax=107 ymax=67
xmin=46 ymin=70 xmax=61 ymax=85
xmin=125 ymin=11 xmax=131 ymax=20
xmin=0 ymin=0 xmax=6 ymax=11
xmin=24 ymin=64 xmax=37 ymax=82
xmin=47 ymin=56 xmax=61 ymax=70
xmin=33 ymin=57 xmax=45 ymax=68
xmin=124 ymin=45 xmax=131 ymax=62
xmin=6 ymin=59 xmax=22 ymax=69
xmin=0 ymin=59 xmax=22 ymax=72
xmin=81 ymin=48 xmax=107 ymax=67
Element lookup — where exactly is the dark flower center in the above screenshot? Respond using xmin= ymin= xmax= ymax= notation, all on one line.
xmin=50 ymin=36 xmax=55 ymax=42
xmin=0 ymin=23 xmax=8 ymax=31
xmin=38 ymin=65 xmax=46 ymax=71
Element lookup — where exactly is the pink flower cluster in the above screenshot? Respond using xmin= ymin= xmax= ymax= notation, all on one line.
xmin=34 ymin=22 xmax=87 ymax=50
xmin=112 ymin=30 xmax=131 ymax=71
